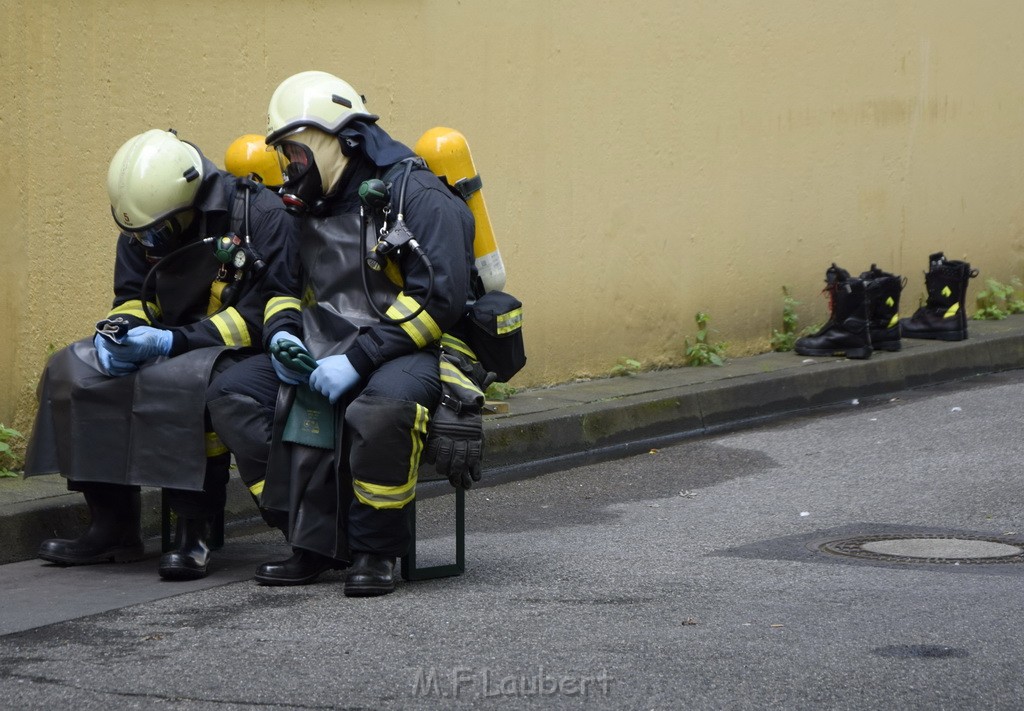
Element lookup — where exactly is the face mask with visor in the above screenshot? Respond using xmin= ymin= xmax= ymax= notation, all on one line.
xmin=126 ymin=211 xmax=194 ymax=251
xmin=274 ymin=140 xmax=325 ymax=215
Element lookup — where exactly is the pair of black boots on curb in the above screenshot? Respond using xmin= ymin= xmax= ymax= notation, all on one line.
xmin=37 ymin=487 xmax=214 ymax=581
xmin=794 ymin=252 xmax=978 ymax=360
xmin=254 ymin=548 xmax=397 ymax=597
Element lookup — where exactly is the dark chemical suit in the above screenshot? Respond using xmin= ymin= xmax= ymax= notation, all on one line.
xmin=26 ymin=158 xmax=301 ymax=518
xmin=207 ymin=123 xmax=474 ymax=561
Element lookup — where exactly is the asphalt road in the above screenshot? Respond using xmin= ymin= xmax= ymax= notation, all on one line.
xmin=2 ymin=370 xmax=1024 ymax=710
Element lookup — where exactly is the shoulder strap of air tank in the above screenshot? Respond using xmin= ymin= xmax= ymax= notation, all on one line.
xmin=382 ymin=156 xmax=426 ymax=189
xmin=382 ymin=157 xmax=426 ymax=216
xmin=228 ymin=177 xmax=260 ymax=237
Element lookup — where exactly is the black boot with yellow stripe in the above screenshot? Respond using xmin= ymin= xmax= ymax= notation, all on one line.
xmin=860 ymin=264 xmax=906 ymax=352
xmin=900 ymin=252 xmax=978 ymax=341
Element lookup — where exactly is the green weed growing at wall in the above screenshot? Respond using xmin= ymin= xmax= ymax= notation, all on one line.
xmin=684 ymin=312 xmax=727 ymax=366
xmin=973 ymin=277 xmax=1024 ymax=320
xmin=0 ymin=424 xmax=24 ymax=478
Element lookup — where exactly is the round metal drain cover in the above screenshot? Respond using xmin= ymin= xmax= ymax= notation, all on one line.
xmin=818 ymin=534 xmax=1024 ymax=565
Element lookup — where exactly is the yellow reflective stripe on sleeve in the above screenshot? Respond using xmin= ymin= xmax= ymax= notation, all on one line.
xmin=108 ymin=300 xmax=160 ymax=323
xmin=205 ymin=432 xmax=228 ymax=457
xmin=385 ymin=293 xmax=441 ymax=348
xmin=352 ymin=403 xmax=429 ymax=510
xmin=209 ymin=307 xmax=252 ymax=347
xmin=249 ymin=479 xmax=265 ymax=497
xmin=496 ymin=308 xmax=523 ymax=335
xmin=943 ymin=303 xmax=960 ymax=319
xmin=440 ymin=333 xmax=479 ymax=362
xmin=264 ymin=296 xmax=302 ymax=322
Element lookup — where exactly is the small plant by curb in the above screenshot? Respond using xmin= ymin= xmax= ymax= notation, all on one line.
xmin=770 ymin=286 xmax=799 ymax=352
xmin=485 ymin=382 xmax=518 ymax=401
xmin=0 ymin=424 xmax=24 ymax=478
xmin=684 ymin=312 xmax=727 ymax=367
xmin=973 ymin=277 xmax=1024 ymax=320
xmin=611 ymin=357 xmax=642 ymax=377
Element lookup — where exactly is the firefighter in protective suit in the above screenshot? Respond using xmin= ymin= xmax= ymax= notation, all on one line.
xmin=206 ymin=70 xmax=480 ymax=596
xmin=25 ymin=129 xmax=300 ymax=581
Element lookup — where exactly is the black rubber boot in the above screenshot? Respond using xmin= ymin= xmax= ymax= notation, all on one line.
xmin=344 ymin=552 xmax=397 ymax=597
xmin=38 ymin=486 xmax=145 ymax=565
xmin=795 ymin=264 xmax=873 ymax=360
xmin=900 ymin=252 xmax=978 ymax=341
xmin=860 ymin=264 xmax=906 ymax=352
xmin=254 ymin=548 xmax=347 ymax=586
xmin=158 ymin=517 xmax=211 ymax=581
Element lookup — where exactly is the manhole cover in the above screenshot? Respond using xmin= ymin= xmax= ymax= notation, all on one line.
xmin=817 ymin=534 xmax=1024 ymax=564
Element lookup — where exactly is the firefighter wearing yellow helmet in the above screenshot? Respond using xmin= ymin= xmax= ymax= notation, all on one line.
xmin=25 ymin=129 xmax=302 ymax=583
xmin=206 ymin=70 xmax=482 ymax=596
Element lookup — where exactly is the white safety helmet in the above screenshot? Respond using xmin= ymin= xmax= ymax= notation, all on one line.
xmin=265 ymin=70 xmax=377 ymax=146
xmin=108 ymin=129 xmax=203 ymax=246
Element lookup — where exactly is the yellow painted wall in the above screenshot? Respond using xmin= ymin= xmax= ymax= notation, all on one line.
xmin=3 ymin=1 xmax=1024 ymax=432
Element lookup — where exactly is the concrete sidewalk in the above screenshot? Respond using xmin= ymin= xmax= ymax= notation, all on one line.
xmin=3 ymin=317 xmax=1023 ymax=565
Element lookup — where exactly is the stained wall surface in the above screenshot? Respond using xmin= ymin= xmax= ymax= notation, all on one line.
xmin=2 ymin=1 xmax=1024 ymax=430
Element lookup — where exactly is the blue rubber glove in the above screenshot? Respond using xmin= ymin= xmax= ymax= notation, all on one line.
xmin=309 ymin=354 xmax=360 ymax=404
xmin=93 ymin=334 xmax=139 ymax=377
xmin=269 ymin=331 xmax=310 ymax=385
xmin=117 ymin=326 xmax=174 ymax=364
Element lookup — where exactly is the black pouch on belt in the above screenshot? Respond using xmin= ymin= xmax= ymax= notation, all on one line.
xmin=454 ymin=290 xmax=526 ymax=383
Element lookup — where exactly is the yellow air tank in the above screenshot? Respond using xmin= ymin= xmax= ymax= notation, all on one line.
xmin=414 ymin=127 xmax=506 ymax=293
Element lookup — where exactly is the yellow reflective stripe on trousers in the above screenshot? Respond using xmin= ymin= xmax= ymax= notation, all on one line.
xmin=108 ymin=299 xmax=160 ymax=323
xmin=352 ymin=403 xmax=429 ymax=510
xmin=385 ymin=293 xmax=441 ymax=348
xmin=205 ymin=432 xmax=228 ymax=457
xmin=249 ymin=479 xmax=265 ymax=497
xmin=210 ymin=307 xmax=252 ymax=347
xmin=264 ymin=296 xmax=302 ymax=323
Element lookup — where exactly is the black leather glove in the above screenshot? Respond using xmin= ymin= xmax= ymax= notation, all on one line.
xmin=424 ymin=401 xmax=484 ymax=489
xmin=424 ymin=346 xmax=488 ymax=489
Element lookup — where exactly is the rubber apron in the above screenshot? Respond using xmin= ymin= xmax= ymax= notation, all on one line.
xmin=262 ymin=211 xmax=400 ymax=560
xmin=24 ymin=341 xmax=226 ymax=489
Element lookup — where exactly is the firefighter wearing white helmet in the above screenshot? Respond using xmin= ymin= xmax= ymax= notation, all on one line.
xmin=25 ymin=128 xmax=302 ymax=583
xmin=264 ymin=70 xmax=377 ymax=215
xmin=225 ymin=134 xmax=284 ymax=189
xmin=108 ymin=128 xmax=203 ymax=244
xmin=207 ymin=70 xmax=481 ymax=596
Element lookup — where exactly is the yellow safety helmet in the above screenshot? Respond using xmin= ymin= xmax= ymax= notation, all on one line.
xmin=225 ymin=134 xmax=284 ymax=187
xmin=107 ymin=129 xmax=203 ymax=247
xmin=265 ymin=70 xmax=378 ymax=146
